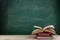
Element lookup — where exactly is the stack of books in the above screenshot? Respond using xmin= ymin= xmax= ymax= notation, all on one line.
xmin=36 ymin=32 xmax=53 ymax=40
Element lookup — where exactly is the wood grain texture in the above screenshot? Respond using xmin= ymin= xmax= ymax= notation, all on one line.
xmin=0 ymin=35 xmax=60 ymax=40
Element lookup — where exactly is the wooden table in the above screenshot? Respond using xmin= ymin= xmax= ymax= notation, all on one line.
xmin=0 ymin=35 xmax=60 ymax=40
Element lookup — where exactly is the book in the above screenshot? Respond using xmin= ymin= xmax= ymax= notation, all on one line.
xmin=32 ymin=25 xmax=56 ymax=37
xmin=37 ymin=37 xmax=53 ymax=40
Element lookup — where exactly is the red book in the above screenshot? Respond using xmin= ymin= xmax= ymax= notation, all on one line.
xmin=36 ymin=32 xmax=52 ymax=37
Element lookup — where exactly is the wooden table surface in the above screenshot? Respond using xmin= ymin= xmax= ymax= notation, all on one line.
xmin=0 ymin=35 xmax=60 ymax=40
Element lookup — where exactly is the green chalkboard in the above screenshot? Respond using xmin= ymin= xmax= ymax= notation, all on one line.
xmin=0 ymin=0 xmax=60 ymax=35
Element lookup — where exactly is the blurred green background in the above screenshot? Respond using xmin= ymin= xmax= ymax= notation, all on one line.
xmin=0 ymin=0 xmax=60 ymax=35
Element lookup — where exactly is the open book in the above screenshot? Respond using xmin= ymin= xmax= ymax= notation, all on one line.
xmin=32 ymin=25 xmax=56 ymax=35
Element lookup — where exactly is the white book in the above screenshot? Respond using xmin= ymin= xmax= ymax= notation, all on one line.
xmin=37 ymin=37 xmax=53 ymax=40
xmin=32 ymin=25 xmax=56 ymax=35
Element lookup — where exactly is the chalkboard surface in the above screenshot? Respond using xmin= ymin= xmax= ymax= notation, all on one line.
xmin=1 ymin=0 xmax=60 ymax=34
